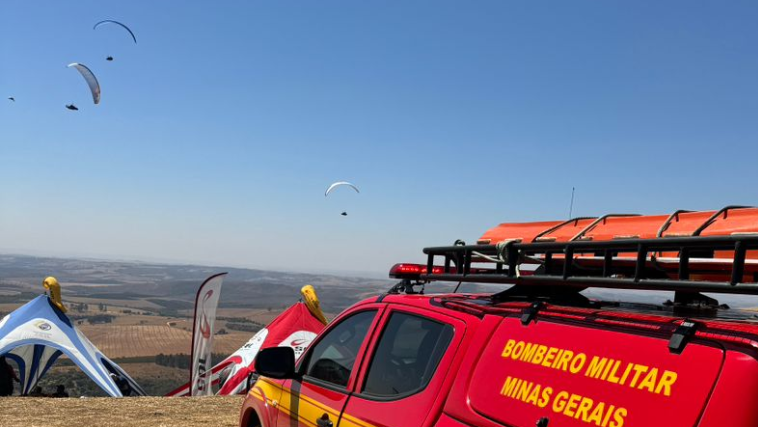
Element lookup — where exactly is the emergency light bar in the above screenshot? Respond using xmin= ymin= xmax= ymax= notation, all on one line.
xmin=389 ymin=263 xmax=449 ymax=279
xmin=389 ymin=263 xmax=497 ymax=279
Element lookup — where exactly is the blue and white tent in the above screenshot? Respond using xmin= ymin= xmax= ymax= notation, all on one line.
xmin=0 ymin=295 xmax=145 ymax=397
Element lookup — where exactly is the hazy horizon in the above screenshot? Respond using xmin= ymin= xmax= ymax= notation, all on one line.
xmin=0 ymin=249 xmax=392 ymax=280
xmin=4 ymin=1 xmax=758 ymax=273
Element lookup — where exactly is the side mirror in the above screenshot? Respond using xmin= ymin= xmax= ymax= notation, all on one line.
xmin=255 ymin=347 xmax=298 ymax=379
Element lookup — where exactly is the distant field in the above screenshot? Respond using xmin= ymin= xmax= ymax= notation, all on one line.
xmin=0 ymin=396 xmax=244 ymax=427
xmin=80 ymin=324 xmax=252 ymax=358
xmin=0 ymin=303 xmax=23 ymax=312
xmin=2 ymin=298 xmax=269 ymax=358
xmin=215 ymin=307 xmax=285 ymax=324
xmin=0 ymin=253 xmax=391 ymax=399
xmin=67 ymin=295 xmax=166 ymax=310
xmin=0 ymin=253 xmax=391 ymax=315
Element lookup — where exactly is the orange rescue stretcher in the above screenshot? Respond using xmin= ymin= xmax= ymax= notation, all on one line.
xmin=476 ymin=206 xmax=758 ymax=283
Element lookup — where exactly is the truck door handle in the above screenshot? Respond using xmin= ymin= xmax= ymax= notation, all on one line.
xmin=317 ymin=413 xmax=334 ymax=427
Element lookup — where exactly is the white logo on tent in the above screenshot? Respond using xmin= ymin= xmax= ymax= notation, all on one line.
xmin=236 ymin=328 xmax=269 ymax=366
xmin=278 ymin=331 xmax=317 ymax=359
xmin=35 ymin=321 xmax=51 ymax=331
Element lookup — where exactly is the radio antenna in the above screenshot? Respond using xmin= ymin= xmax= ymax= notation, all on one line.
xmin=568 ymin=187 xmax=575 ymax=218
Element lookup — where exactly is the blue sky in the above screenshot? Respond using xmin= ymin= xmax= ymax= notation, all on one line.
xmin=2 ymin=1 xmax=758 ymax=275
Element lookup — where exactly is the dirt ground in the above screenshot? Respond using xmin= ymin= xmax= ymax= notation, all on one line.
xmin=0 ymin=396 xmax=244 ymax=427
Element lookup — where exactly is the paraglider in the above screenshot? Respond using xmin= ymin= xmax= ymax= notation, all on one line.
xmin=324 ymin=181 xmax=360 ymax=197
xmin=325 ymin=182 xmax=359 ymax=216
xmin=7 ymin=97 xmax=14 ymax=102
xmin=106 ymin=56 xmax=114 ymax=61
xmin=65 ymin=104 xmax=79 ymax=111
xmin=67 ymin=63 xmax=100 ymax=105
xmin=93 ymin=20 xmax=137 ymax=44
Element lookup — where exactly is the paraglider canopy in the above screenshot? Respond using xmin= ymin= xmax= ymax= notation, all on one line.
xmin=65 ymin=104 xmax=79 ymax=111
xmin=93 ymin=20 xmax=137 ymax=44
xmin=67 ymin=63 xmax=100 ymax=105
xmin=325 ymin=181 xmax=360 ymax=197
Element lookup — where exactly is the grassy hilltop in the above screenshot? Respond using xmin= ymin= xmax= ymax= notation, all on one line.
xmin=0 ymin=396 xmax=244 ymax=427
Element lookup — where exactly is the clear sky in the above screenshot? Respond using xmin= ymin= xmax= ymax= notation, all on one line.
xmin=2 ymin=1 xmax=758 ymax=276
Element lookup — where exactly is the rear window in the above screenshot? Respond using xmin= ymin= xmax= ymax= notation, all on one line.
xmin=468 ymin=318 xmax=724 ymax=427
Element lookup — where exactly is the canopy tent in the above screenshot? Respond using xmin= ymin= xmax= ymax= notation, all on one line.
xmin=0 ymin=295 xmax=145 ymax=397
xmin=167 ymin=301 xmax=326 ymax=396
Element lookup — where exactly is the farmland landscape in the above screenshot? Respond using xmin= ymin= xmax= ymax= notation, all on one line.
xmin=0 ymin=253 xmax=392 ymax=396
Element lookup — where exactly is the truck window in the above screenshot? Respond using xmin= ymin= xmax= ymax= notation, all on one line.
xmin=362 ymin=312 xmax=453 ymax=398
xmin=303 ymin=310 xmax=376 ymax=388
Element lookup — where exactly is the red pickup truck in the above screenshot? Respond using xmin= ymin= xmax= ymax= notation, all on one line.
xmin=241 ymin=207 xmax=758 ymax=427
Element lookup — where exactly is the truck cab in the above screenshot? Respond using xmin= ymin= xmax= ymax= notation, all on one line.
xmin=241 ymin=206 xmax=758 ymax=427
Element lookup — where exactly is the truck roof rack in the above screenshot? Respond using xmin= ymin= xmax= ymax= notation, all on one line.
xmin=417 ymin=235 xmax=758 ymax=295
xmin=389 ymin=206 xmax=758 ymax=307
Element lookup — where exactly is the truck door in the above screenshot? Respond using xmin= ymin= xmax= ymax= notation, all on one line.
xmin=275 ymin=307 xmax=382 ymax=427
xmin=465 ymin=318 xmax=725 ymax=427
xmin=339 ymin=306 xmax=465 ymax=427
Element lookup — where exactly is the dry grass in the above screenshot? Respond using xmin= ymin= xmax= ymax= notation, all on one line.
xmin=0 ymin=396 xmax=244 ymax=427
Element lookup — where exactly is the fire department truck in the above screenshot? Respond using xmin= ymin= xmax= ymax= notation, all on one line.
xmin=241 ymin=206 xmax=758 ymax=427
